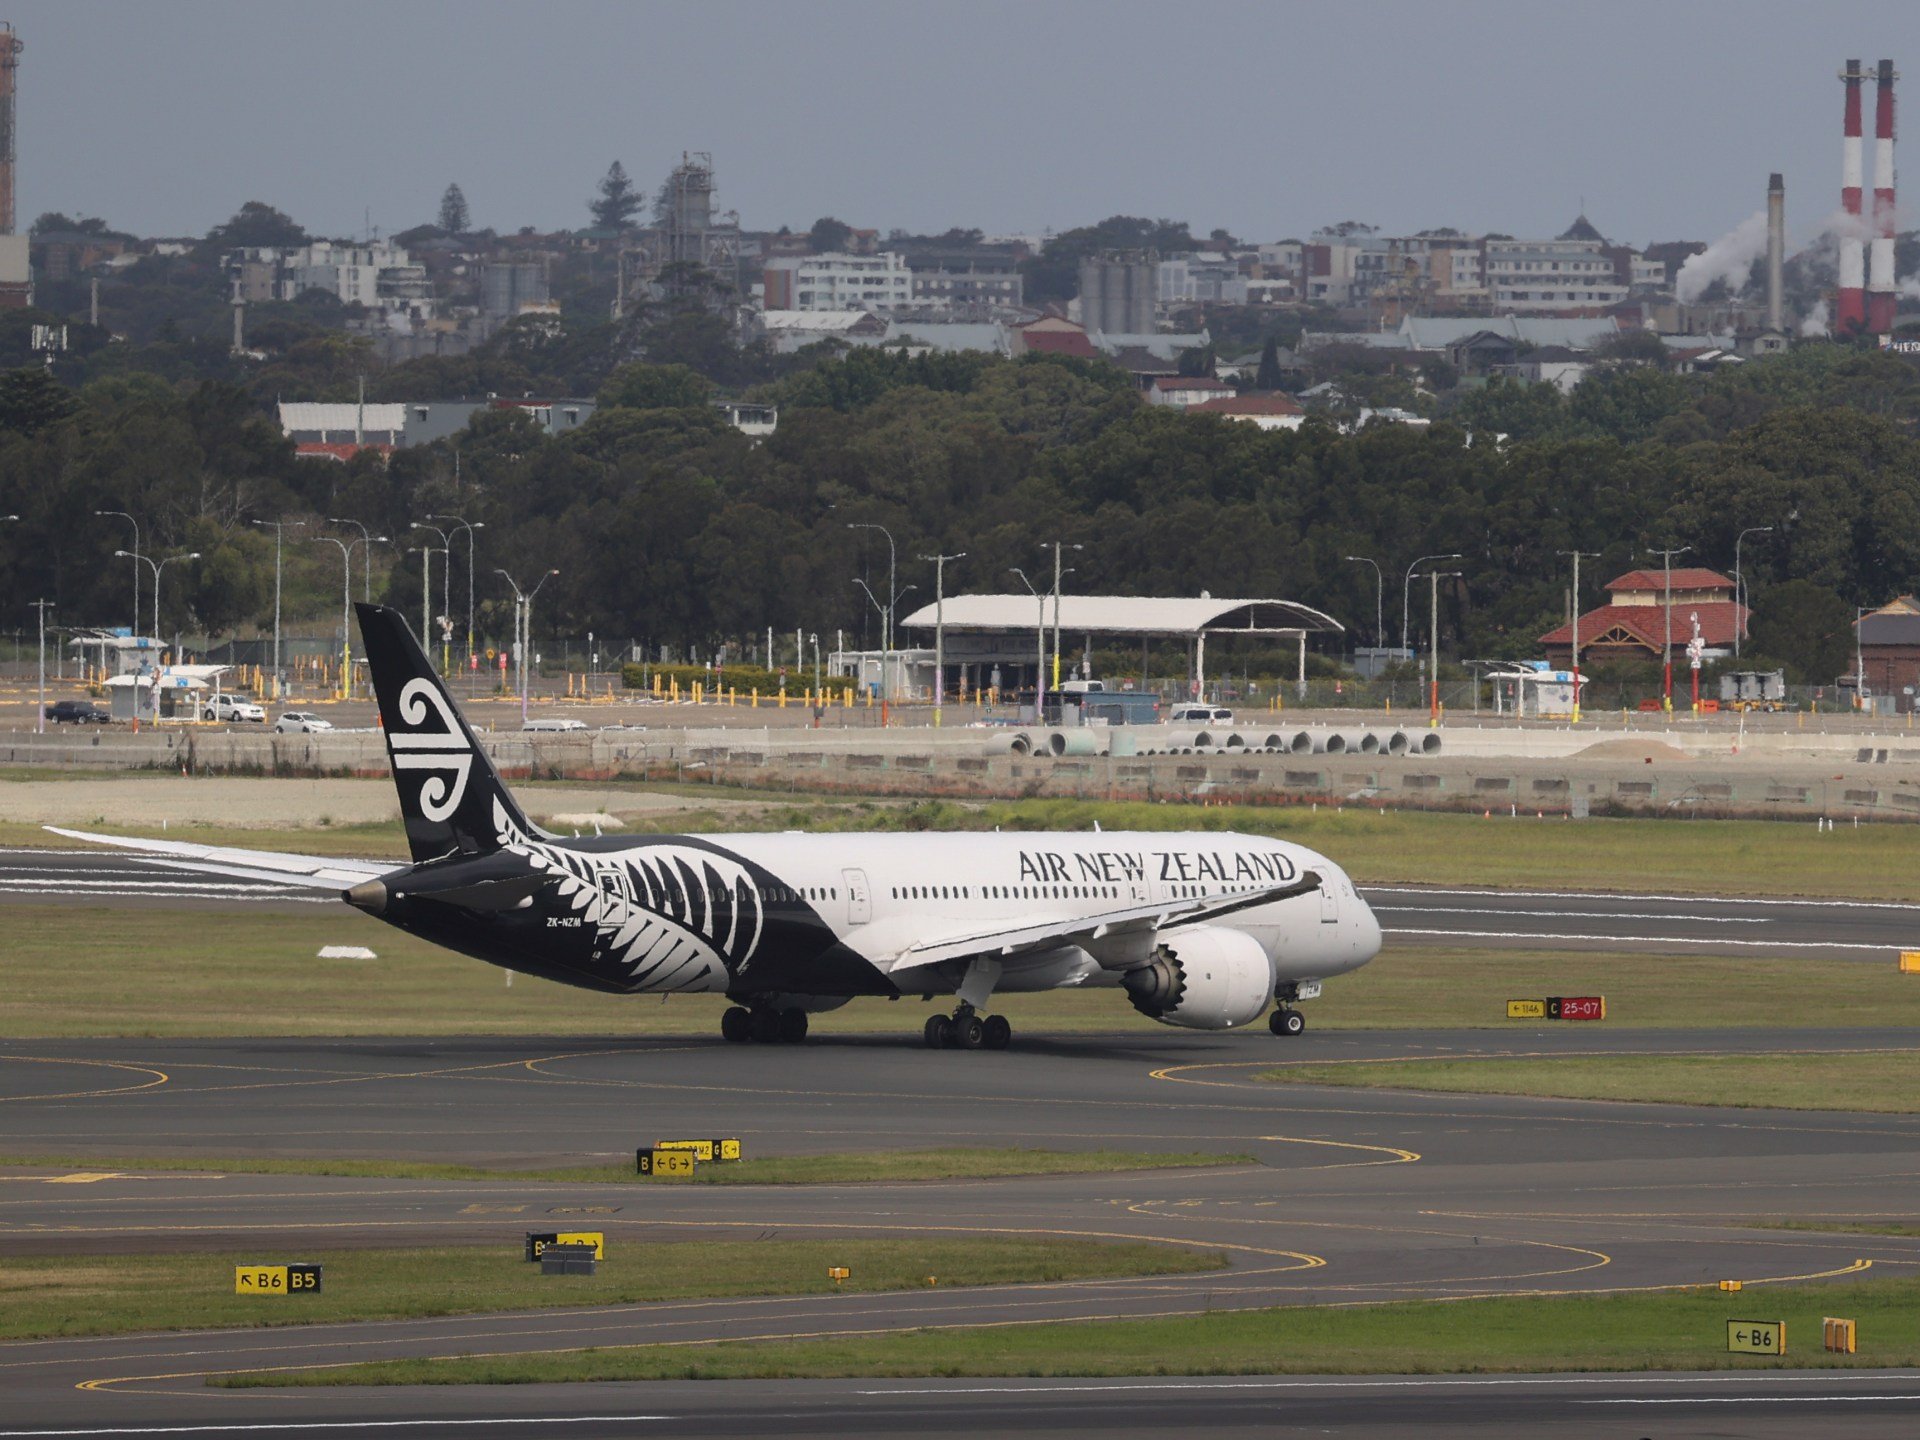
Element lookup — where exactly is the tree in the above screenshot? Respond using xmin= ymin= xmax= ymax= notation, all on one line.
xmin=437 ymin=183 xmax=470 ymax=235
xmin=1254 ymin=336 xmax=1283 ymax=391
xmin=1747 ymin=578 xmax=1854 ymax=684
xmin=205 ymin=201 xmax=307 ymax=250
xmin=809 ymin=216 xmax=854 ymax=254
xmin=0 ymin=368 xmax=78 ymax=436
xmin=589 ymin=162 xmax=642 ymax=230
xmin=596 ymin=361 xmax=713 ymax=411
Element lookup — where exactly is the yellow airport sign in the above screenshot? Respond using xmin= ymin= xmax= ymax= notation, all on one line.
xmin=234 ymin=1263 xmax=321 ymax=1296
xmin=828 ymin=1266 xmax=850 ymax=1283
xmin=656 ymin=1139 xmax=716 ymax=1162
xmin=523 ymin=1231 xmax=605 ymax=1261
xmin=1824 ymin=1317 xmax=1857 ymax=1354
xmin=1727 ymin=1319 xmax=1785 ymax=1355
xmin=715 ymin=1138 xmax=741 ymax=1161
xmin=637 ymin=1148 xmax=696 ymax=1179
xmin=1718 ymin=1279 xmax=1742 ymax=1292
xmin=1506 ymin=1000 xmax=1546 ymax=1019
xmin=1901 ymin=951 xmax=1920 ymax=973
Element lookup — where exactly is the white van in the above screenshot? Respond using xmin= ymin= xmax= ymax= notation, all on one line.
xmin=522 ymin=717 xmax=589 ymax=733
xmin=1167 ymin=704 xmax=1233 ymax=725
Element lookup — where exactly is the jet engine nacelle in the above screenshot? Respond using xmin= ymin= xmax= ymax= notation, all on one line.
xmin=1121 ymin=926 xmax=1274 ymax=1030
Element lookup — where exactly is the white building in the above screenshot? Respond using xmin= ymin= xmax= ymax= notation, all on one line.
xmin=1483 ymin=238 xmax=1626 ymax=312
xmin=1156 ymin=252 xmax=1248 ymax=306
xmin=762 ymin=251 xmax=913 ymax=312
xmin=225 ymin=241 xmax=433 ymax=322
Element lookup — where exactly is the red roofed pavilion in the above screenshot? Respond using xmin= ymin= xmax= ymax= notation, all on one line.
xmin=1540 ymin=568 xmax=1746 ymax=666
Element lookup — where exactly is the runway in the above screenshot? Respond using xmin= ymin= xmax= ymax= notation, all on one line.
xmin=3 ymin=1031 xmax=1919 ymax=1435
xmin=6 ymin=846 xmax=1918 ymax=955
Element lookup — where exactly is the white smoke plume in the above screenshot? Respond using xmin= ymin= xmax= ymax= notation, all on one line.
xmin=1800 ymin=298 xmax=1830 ymax=336
xmin=1675 ymin=211 xmax=1769 ymax=304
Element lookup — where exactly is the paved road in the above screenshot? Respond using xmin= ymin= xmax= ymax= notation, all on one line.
xmin=6 ymin=847 xmax=1920 ymax=956
xmin=2 ymin=1031 xmax=1918 ymax=1435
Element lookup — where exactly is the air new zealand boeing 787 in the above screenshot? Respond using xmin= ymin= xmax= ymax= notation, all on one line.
xmin=56 ymin=604 xmax=1381 ymax=1048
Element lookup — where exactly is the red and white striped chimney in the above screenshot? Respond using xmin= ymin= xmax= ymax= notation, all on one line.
xmin=1838 ymin=58 xmax=1868 ymax=334
xmin=1868 ymin=58 xmax=1898 ymax=335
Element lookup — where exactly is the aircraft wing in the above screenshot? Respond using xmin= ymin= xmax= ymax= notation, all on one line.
xmin=882 ymin=872 xmax=1321 ymax=977
xmin=44 ymin=826 xmax=393 ymax=892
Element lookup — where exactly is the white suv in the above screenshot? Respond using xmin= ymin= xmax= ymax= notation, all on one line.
xmin=202 ymin=694 xmax=266 ymax=723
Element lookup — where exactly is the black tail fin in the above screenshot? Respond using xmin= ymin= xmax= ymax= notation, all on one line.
xmin=357 ymin=602 xmax=537 ymax=862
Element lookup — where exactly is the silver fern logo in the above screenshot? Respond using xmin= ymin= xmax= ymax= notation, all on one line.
xmin=491 ymin=799 xmax=762 ymax=993
xmin=388 ymin=678 xmax=473 ymax=823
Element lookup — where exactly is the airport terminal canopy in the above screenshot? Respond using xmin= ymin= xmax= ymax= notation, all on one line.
xmin=898 ymin=593 xmax=1343 ymax=640
xmin=897 ymin=593 xmax=1344 ymax=690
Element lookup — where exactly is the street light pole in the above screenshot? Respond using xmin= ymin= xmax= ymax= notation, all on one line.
xmin=328 ymin=518 xmax=377 ymax=602
xmin=1647 ymin=543 xmax=1691 ymax=713
xmin=1557 ymin=549 xmax=1598 ymax=723
xmin=1402 ymin=552 xmax=1462 ymax=660
xmin=96 ymin=510 xmax=140 ymax=640
xmin=1010 ymin=567 xmax=1045 ymax=711
xmin=250 ymin=518 xmax=303 ymax=700
xmin=496 ymin=568 xmax=558 ymax=724
xmin=845 ymin=522 xmax=897 ymax=700
xmin=1342 ymin=555 xmax=1385 ymax=652
xmin=1733 ymin=525 xmax=1773 ymax=660
xmin=1043 ymin=542 xmax=1084 ymax=691
xmin=311 ymin=536 xmax=353 ymax=698
xmin=429 ymin=514 xmax=482 ymax=682
xmin=31 ymin=598 xmax=52 ymax=733
xmin=920 ymin=550 xmax=965 ymax=726
xmin=1424 ymin=570 xmax=1462 ymax=723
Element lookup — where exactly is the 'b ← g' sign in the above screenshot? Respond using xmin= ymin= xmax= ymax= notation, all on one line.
xmin=387 ymin=678 xmax=473 ymax=823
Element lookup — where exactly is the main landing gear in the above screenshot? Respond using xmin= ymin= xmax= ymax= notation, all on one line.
xmin=1269 ymin=1006 xmax=1306 ymax=1037
xmin=721 ymin=1004 xmax=809 ymax=1044
xmin=924 ymin=1006 xmax=1012 ymax=1050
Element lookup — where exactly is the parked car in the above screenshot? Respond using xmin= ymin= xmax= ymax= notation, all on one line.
xmin=1167 ymin=704 xmax=1234 ymax=725
xmin=274 ymin=711 xmax=335 ymax=733
xmin=45 ymin=699 xmax=112 ymax=725
xmin=522 ymin=717 xmax=588 ymax=732
xmin=201 ymin=694 xmax=266 ymax=723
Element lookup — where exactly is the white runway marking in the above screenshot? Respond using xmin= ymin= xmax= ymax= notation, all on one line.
xmin=1365 ymin=885 xmax=1920 ymax=914
xmin=1384 ymin=926 xmax=1893 ymax=951
xmin=860 ymin=1373 xmax=1920 ymax=1396
xmin=0 ymin=1419 xmax=675 ymax=1436
xmin=1374 ymin=905 xmax=1768 ymax=924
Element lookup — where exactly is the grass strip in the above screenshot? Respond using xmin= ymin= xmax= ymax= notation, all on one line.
xmin=218 ymin=1273 xmax=1919 ymax=1386
xmin=1759 ymin=1220 xmax=1920 ymax=1238
xmin=18 ymin=792 xmax=1920 ymax=900
xmin=0 ymin=1238 xmax=1221 ymax=1342
xmin=0 ymin=1147 xmax=1250 ymax=1187
xmin=5 ymin=897 xmax=1919 ymax=1036
xmin=1257 ymin=1050 xmax=1920 ymax=1113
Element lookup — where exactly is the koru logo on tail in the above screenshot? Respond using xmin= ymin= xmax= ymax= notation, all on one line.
xmin=388 ymin=678 xmax=473 ymax=822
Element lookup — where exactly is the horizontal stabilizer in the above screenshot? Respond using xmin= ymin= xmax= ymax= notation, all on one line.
xmin=44 ymin=826 xmax=392 ymax=891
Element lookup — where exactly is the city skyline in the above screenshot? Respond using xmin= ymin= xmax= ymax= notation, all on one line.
xmin=7 ymin=0 xmax=1916 ymax=250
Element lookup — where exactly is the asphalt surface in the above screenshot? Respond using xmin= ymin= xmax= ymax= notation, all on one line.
xmin=4 ymin=842 xmax=1920 ymax=1435
xmin=3 ymin=1030 xmax=1919 ymax=1436
xmin=8 ymin=846 xmax=1920 ymax=957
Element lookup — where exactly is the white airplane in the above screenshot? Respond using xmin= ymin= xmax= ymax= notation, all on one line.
xmin=55 ymin=604 xmax=1381 ymax=1049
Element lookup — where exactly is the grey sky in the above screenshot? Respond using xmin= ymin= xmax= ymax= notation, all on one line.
xmin=11 ymin=1 xmax=1917 ymax=250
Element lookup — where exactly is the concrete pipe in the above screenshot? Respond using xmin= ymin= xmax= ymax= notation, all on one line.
xmin=1415 ymin=731 xmax=1443 ymax=755
xmin=1191 ymin=730 xmax=1215 ymax=749
xmin=1383 ymin=730 xmax=1410 ymax=755
xmin=1223 ymin=733 xmax=1247 ymax=749
xmin=1050 ymin=730 xmax=1099 ymax=757
xmin=1353 ymin=732 xmax=1381 ymax=754
xmin=1320 ymin=732 xmax=1348 ymax=754
xmin=1287 ymin=731 xmax=1315 ymax=754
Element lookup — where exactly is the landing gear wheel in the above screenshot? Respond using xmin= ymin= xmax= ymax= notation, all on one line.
xmin=751 ymin=1007 xmax=782 ymax=1043
xmin=924 ymin=1014 xmax=953 ymax=1048
xmin=954 ymin=1014 xmax=985 ymax=1050
xmin=720 ymin=1005 xmax=752 ymax=1043
xmin=981 ymin=1014 xmax=1012 ymax=1050
xmin=777 ymin=1007 xmax=809 ymax=1044
xmin=1270 ymin=1006 xmax=1305 ymax=1037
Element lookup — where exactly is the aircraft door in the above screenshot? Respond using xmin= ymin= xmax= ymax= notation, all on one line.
xmin=1320 ymin=878 xmax=1340 ymax=924
xmin=843 ymin=868 xmax=872 ymax=925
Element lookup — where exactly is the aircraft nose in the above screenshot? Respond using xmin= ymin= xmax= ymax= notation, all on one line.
xmin=1352 ymin=890 xmax=1383 ymax=958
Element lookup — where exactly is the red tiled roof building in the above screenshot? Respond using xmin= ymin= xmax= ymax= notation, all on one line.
xmin=1540 ymin=568 xmax=1745 ymax=666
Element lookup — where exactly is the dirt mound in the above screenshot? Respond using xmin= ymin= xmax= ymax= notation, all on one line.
xmin=1574 ymin=739 xmax=1692 ymax=763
